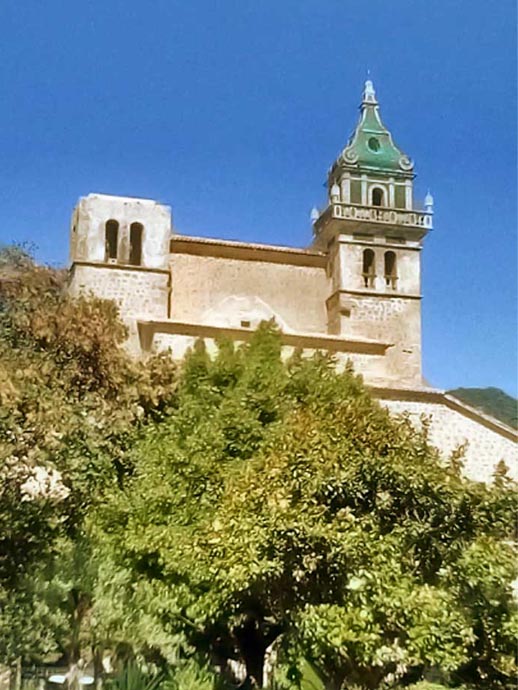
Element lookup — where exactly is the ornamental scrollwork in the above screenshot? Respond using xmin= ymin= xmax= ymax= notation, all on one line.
xmin=399 ymin=155 xmax=414 ymax=171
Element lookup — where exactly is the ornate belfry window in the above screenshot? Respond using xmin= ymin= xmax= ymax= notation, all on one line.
xmin=384 ymin=251 xmax=398 ymax=289
xmin=362 ymin=248 xmax=376 ymax=288
xmin=129 ymin=222 xmax=143 ymax=266
xmin=105 ymin=220 xmax=119 ymax=262
xmin=371 ymin=187 xmax=385 ymax=207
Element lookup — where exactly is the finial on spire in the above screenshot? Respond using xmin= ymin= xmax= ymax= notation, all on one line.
xmin=424 ymin=190 xmax=434 ymax=213
xmin=363 ymin=79 xmax=377 ymax=104
xmin=310 ymin=206 xmax=320 ymax=223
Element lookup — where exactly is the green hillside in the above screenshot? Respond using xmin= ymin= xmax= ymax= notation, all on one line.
xmin=447 ymin=387 xmax=518 ymax=429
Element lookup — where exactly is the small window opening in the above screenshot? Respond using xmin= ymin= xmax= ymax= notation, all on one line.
xmin=368 ymin=137 xmax=380 ymax=152
xmin=129 ymin=222 xmax=143 ymax=266
xmin=105 ymin=220 xmax=119 ymax=262
xmin=372 ymin=188 xmax=385 ymax=207
xmin=384 ymin=251 xmax=398 ymax=289
xmin=362 ymin=248 xmax=376 ymax=288
xmin=240 ymin=320 xmax=251 ymax=328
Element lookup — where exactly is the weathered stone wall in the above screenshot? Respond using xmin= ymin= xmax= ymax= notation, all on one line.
xmin=169 ymin=252 xmax=330 ymax=334
xmin=325 ymin=237 xmax=423 ymax=386
xmin=69 ymin=263 xmax=169 ymax=352
xmin=69 ymin=264 xmax=169 ymax=319
xmin=380 ymin=398 xmax=518 ymax=483
xmin=343 ymin=295 xmax=422 ymax=385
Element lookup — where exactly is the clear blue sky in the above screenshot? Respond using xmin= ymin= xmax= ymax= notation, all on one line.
xmin=0 ymin=1 xmax=516 ymax=395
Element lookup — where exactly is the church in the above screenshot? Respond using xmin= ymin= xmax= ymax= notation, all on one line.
xmin=67 ymin=80 xmax=517 ymax=483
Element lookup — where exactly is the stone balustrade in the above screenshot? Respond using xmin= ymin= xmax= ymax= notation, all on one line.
xmin=316 ymin=202 xmax=433 ymax=232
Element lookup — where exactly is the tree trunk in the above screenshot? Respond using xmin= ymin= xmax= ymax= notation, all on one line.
xmin=0 ymin=665 xmax=11 ymax=690
xmin=67 ymin=589 xmax=91 ymax=689
xmin=235 ymin=617 xmax=267 ymax=688
xmin=243 ymin=645 xmax=266 ymax=688
xmin=67 ymin=665 xmax=80 ymax=690
xmin=93 ymin=645 xmax=104 ymax=690
xmin=13 ymin=658 xmax=21 ymax=690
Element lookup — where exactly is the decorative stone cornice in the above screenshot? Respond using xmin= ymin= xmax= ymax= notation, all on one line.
xmin=137 ymin=319 xmax=390 ymax=356
xmin=326 ymin=288 xmax=422 ymax=303
xmin=70 ymin=260 xmax=170 ymax=275
xmin=170 ymin=235 xmax=327 ymax=267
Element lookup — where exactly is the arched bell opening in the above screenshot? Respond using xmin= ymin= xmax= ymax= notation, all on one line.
xmin=362 ymin=248 xmax=376 ymax=288
xmin=129 ymin=222 xmax=144 ymax=266
xmin=384 ymin=250 xmax=398 ymax=289
xmin=371 ymin=187 xmax=385 ymax=207
xmin=105 ymin=220 xmax=119 ymax=262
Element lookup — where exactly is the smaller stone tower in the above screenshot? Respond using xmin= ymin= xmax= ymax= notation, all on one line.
xmin=68 ymin=193 xmax=172 ymax=351
xmin=313 ymin=80 xmax=433 ymax=387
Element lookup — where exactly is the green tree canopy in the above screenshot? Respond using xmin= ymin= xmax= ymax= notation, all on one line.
xmin=94 ymin=326 xmax=517 ymax=689
xmin=0 ymin=249 xmax=176 ymax=666
xmin=1 ymin=249 xmax=516 ymax=689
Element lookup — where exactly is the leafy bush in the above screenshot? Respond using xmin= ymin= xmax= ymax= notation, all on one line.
xmin=106 ymin=662 xmax=163 ymax=690
xmin=162 ymin=659 xmax=229 ymax=690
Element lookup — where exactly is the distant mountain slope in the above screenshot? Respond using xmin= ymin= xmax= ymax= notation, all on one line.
xmin=447 ymin=387 xmax=518 ymax=429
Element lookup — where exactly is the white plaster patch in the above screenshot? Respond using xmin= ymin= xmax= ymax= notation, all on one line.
xmin=201 ymin=295 xmax=292 ymax=331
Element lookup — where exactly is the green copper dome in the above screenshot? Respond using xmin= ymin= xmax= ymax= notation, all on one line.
xmin=336 ymin=81 xmax=414 ymax=176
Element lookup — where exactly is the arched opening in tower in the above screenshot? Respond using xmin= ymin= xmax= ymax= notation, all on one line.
xmin=372 ymin=187 xmax=385 ymax=207
xmin=105 ymin=220 xmax=119 ymax=262
xmin=384 ymin=251 xmax=398 ymax=289
xmin=129 ymin=222 xmax=144 ymax=266
xmin=362 ymin=248 xmax=376 ymax=288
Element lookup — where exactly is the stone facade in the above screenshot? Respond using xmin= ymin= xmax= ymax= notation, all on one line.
xmin=168 ymin=239 xmax=329 ymax=334
xmin=377 ymin=393 xmax=517 ymax=483
xmin=67 ymin=80 xmax=517 ymax=482
xmin=68 ymin=262 xmax=169 ymax=352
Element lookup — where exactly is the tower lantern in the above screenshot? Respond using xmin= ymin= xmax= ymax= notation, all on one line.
xmin=318 ymin=79 xmax=425 ymax=220
xmin=314 ymin=80 xmax=434 ymax=387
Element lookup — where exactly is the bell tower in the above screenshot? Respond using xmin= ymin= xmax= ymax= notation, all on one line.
xmin=313 ymin=80 xmax=434 ymax=387
xmin=68 ymin=193 xmax=172 ymax=353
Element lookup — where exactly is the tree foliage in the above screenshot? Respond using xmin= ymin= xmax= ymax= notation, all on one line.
xmin=95 ymin=327 xmax=517 ymax=689
xmin=0 ymin=247 xmax=516 ymax=690
xmin=0 ymin=248 xmax=176 ymax=664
